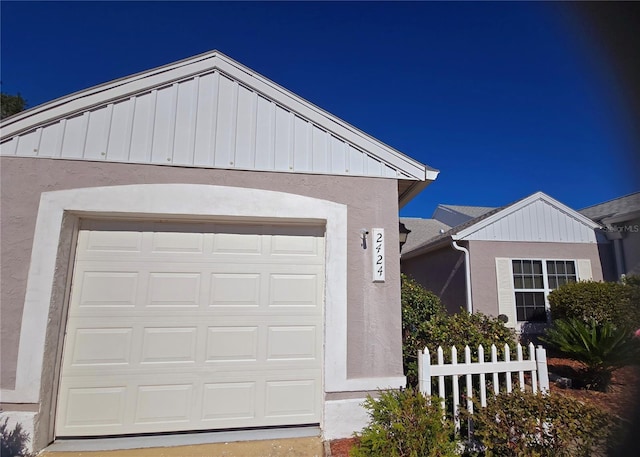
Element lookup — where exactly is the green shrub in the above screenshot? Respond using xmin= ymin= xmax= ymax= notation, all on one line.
xmin=350 ymin=388 xmax=457 ymax=457
xmin=401 ymin=274 xmax=446 ymax=331
xmin=461 ymin=390 xmax=615 ymax=457
xmin=540 ymin=318 xmax=640 ymax=391
xmin=401 ymin=275 xmax=446 ymax=385
xmin=401 ymin=275 xmax=517 ymax=386
xmin=548 ymin=280 xmax=640 ymax=329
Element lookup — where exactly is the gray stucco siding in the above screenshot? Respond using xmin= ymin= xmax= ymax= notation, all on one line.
xmin=0 ymin=156 xmax=404 ymax=390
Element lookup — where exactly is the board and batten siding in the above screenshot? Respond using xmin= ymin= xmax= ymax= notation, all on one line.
xmin=462 ymin=200 xmax=596 ymax=244
xmin=0 ymin=71 xmax=406 ymax=180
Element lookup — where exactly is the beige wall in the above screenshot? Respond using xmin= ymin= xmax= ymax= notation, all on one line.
xmin=1 ymin=156 xmax=403 ymax=390
xmin=468 ymin=240 xmax=604 ymax=316
xmin=401 ymin=246 xmax=466 ymax=314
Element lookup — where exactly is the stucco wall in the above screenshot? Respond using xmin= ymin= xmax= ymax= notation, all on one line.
xmin=467 ymin=240 xmax=605 ymax=316
xmin=0 ymin=156 xmax=403 ymax=390
xmin=401 ymin=246 xmax=466 ymax=314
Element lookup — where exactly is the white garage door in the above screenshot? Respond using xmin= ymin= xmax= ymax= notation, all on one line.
xmin=55 ymin=221 xmax=324 ymax=437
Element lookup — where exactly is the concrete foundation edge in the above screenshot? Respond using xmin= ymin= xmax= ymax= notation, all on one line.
xmin=323 ymin=398 xmax=368 ymax=440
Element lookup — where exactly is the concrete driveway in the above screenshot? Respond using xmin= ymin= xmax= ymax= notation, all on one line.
xmin=40 ymin=437 xmax=325 ymax=457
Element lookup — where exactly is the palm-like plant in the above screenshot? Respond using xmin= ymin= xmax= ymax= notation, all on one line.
xmin=541 ymin=318 xmax=640 ymax=391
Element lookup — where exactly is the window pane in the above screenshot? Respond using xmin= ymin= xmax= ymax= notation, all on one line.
xmin=516 ymin=293 xmax=524 ymax=306
xmin=517 ymin=307 xmax=526 ymax=321
xmin=534 ymin=276 xmax=544 ymax=288
xmin=556 ymin=262 xmax=566 ymax=274
xmin=524 ymin=293 xmax=534 ymax=306
xmin=566 ymin=262 xmax=576 ymax=274
xmin=567 ymin=276 xmax=576 ymax=284
xmin=514 ymin=277 xmax=524 ymax=289
xmin=548 ymin=277 xmax=557 ymax=289
xmin=533 ymin=292 xmax=545 ymax=305
xmin=532 ymin=261 xmax=542 ymax=274
xmin=523 ymin=261 xmax=532 ymax=274
xmin=528 ymin=308 xmax=547 ymax=322
xmin=512 ymin=260 xmax=522 ymax=274
xmin=524 ymin=277 xmax=533 ymax=289
xmin=557 ymin=277 xmax=566 ymax=287
xmin=546 ymin=261 xmax=556 ymax=274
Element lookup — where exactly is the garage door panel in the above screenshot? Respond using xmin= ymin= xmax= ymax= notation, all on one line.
xmin=209 ymin=273 xmax=261 ymax=307
xmin=59 ymin=386 xmax=127 ymax=429
xmin=267 ymin=326 xmax=318 ymax=361
xmin=212 ymin=232 xmax=262 ymax=254
xmin=147 ymin=273 xmax=202 ymax=308
xmin=265 ymin=380 xmax=318 ymax=418
xmin=206 ymin=326 xmax=259 ymax=362
xmin=134 ymin=385 xmax=193 ymax=424
xmin=141 ymin=327 xmax=198 ymax=364
xmin=202 ymin=382 xmax=257 ymax=420
xmin=57 ymin=224 xmax=324 ymax=437
xmin=77 ymin=271 xmax=139 ymax=308
xmin=270 ymin=234 xmax=320 ymax=256
xmin=151 ymin=231 xmax=205 ymax=254
xmin=269 ymin=273 xmax=320 ymax=307
xmin=68 ymin=328 xmax=132 ymax=366
xmin=81 ymin=230 xmax=144 ymax=253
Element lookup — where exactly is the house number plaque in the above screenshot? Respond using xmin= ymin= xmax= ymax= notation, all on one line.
xmin=372 ymin=228 xmax=385 ymax=282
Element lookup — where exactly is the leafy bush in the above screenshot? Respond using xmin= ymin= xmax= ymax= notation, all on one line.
xmin=401 ymin=275 xmax=446 ymax=385
xmin=540 ymin=318 xmax=640 ymax=391
xmin=401 ymin=275 xmax=517 ymax=386
xmin=350 ymin=388 xmax=457 ymax=457
xmin=0 ymin=418 xmax=33 ymax=457
xmin=548 ymin=280 xmax=640 ymax=329
xmin=460 ymin=390 xmax=615 ymax=457
xmin=401 ymin=274 xmax=445 ymax=332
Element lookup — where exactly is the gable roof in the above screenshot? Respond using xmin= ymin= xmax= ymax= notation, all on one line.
xmin=579 ymin=191 xmax=640 ymax=224
xmin=399 ymin=217 xmax=451 ymax=253
xmin=437 ymin=204 xmax=497 ymax=219
xmin=431 ymin=204 xmax=497 ymax=227
xmin=0 ymin=50 xmax=437 ymax=207
xmin=403 ymin=192 xmax=601 ymax=259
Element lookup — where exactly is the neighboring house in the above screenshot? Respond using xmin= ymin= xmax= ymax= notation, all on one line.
xmin=0 ymin=51 xmax=438 ymax=452
xmin=579 ymin=191 xmax=640 ymax=280
xmin=401 ymin=192 xmax=603 ymax=332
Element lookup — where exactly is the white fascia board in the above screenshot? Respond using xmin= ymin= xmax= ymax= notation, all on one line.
xmin=453 ymin=191 xmax=600 ymax=240
xmin=1 ymin=51 xmax=429 ymax=182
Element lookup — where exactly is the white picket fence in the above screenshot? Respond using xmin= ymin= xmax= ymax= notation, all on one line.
xmin=418 ymin=343 xmax=550 ymax=431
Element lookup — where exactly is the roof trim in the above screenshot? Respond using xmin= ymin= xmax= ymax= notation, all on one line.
xmin=1 ymin=50 xmax=433 ymax=183
xmin=453 ymin=191 xmax=600 ymax=240
xmin=401 ymin=191 xmax=601 ymax=259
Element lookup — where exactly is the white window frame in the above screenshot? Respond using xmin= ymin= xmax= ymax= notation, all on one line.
xmin=511 ymin=258 xmax=578 ymax=327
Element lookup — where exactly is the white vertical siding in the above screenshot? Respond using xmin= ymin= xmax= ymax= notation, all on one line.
xmin=463 ymin=200 xmax=596 ymax=243
xmin=1 ymin=69 xmax=414 ymax=180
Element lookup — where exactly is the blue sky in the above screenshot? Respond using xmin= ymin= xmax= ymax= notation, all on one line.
xmin=1 ymin=1 xmax=637 ymax=217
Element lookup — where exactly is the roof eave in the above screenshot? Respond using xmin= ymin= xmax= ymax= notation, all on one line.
xmin=398 ymin=169 xmax=439 ymax=208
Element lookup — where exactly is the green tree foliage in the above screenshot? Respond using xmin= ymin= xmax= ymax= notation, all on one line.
xmin=540 ymin=318 xmax=640 ymax=391
xmin=350 ymin=389 xmax=457 ymax=457
xmin=460 ymin=390 xmax=616 ymax=457
xmin=401 ymin=275 xmax=516 ymax=386
xmin=547 ymin=280 xmax=640 ymax=329
xmin=1 ymin=92 xmax=27 ymax=119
